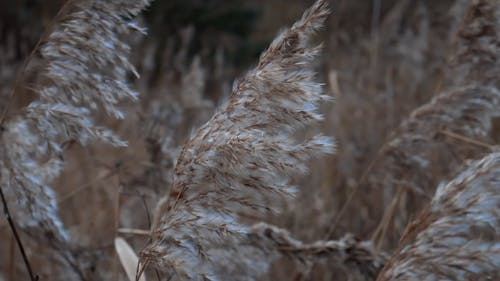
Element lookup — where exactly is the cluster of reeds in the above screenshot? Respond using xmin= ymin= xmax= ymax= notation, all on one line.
xmin=0 ymin=0 xmax=498 ymax=280
xmin=378 ymin=152 xmax=500 ymax=281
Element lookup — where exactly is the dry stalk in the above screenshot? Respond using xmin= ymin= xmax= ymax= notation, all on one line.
xmin=250 ymin=222 xmax=388 ymax=281
xmin=0 ymin=185 xmax=37 ymax=281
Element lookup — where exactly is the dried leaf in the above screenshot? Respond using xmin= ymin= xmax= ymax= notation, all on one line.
xmin=115 ymin=237 xmax=147 ymax=281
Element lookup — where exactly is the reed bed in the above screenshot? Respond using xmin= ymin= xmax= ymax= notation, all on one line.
xmin=0 ymin=0 xmax=498 ymax=280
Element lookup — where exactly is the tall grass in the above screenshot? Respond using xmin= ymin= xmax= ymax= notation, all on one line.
xmin=0 ymin=0 xmax=498 ymax=280
xmin=140 ymin=1 xmax=334 ymax=279
xmin=378 ymin=152 xmax=500 ymax=281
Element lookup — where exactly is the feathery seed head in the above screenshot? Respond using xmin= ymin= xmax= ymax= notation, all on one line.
xmin=378 ymin=153 xmax=500 ymax=281
xmin=142 ymin=0 xmax=333 ymax=279
xmin=1 ymin=0 xmax=151 ymax=277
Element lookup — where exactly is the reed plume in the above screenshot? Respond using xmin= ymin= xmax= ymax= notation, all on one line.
xmin=452 ymin=0 xmax=500 ymax=86
xmin=140 ymin=0 xmax=334 ymax=279
xmin=377 ymin=152 xmax=500 ymax=281
xmin=348 ymin=0 xmax=500 ymax=248
xmin=373 ymin=0 xmax=500 ymax=269
xmin=1 ymin=0 xmax=151 ymax=278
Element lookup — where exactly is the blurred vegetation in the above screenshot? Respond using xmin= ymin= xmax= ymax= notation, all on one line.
xmin=145 ymin=0 xmax=266 ymax=65
xmin=0 ymin=0 xmax=268 ymax=66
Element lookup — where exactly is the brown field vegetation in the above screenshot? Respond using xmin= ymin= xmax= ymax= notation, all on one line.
xmin=0 ymin=0 xmax=498 ymax=280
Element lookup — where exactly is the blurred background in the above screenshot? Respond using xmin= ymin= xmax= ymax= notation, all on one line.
xmin=1 ymin=0 xmax=489 ymax=280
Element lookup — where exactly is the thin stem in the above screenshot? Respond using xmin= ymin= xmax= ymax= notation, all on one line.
xmin=440 ymin=129 xmax=497 ymax=151
xmin=113 ymin=184 xmax=123 ymax=281
xmin=8 ymin=233 xmax=16 ymax=281
xmin=371 ymin=186 xmax=404 ymax=250
xmin=58 ymin=169 xmax=117 ymax=203
xmin=0 ymin=185 xmax=38 ymax=281
xmin=118 ymin=228 xmax=150 ymax=236
xmin=325 ymin=146 xmax=382 ymax=239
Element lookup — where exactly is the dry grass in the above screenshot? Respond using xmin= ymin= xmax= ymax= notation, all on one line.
xmin=378 ymin=152 xmax=500 ymax=281
xmin=0 ymin=0 xmax=498 ymax=280
xmin=140 ymin=2 xmax=334 ymax=279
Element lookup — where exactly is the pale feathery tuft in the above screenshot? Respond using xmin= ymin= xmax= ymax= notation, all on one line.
xmin=351 ymin=0 xmax=500 ymax=249
xmin=453 ymin=0 xmax=500 ymax=86
xmin=141 ymin=0 xmax=334 ymax=280
xmin=377 ymin=152 xmax=500 ymax=281
xmin=1 ymin=0 xmax=151 ymax=278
